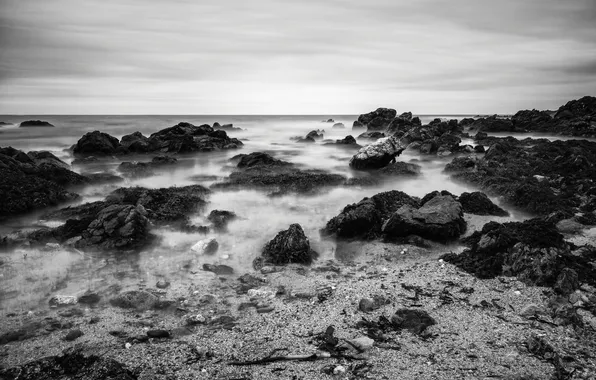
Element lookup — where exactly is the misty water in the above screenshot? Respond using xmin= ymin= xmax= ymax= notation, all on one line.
xmin=0 ymin=115 xmax=587 ymax=317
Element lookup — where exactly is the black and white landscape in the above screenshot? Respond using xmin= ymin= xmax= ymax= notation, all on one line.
xmin=1 ymin=1 xmax=595 ymax=379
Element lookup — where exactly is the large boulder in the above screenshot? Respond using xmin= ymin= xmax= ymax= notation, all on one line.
xmin=322 ymin=190 xmax=419 ymax=239
xmin=349 ymin=136 xmax=406 ymax=170
xmin=324 ymin=135 xmax=360 ymax=147
xmin=357 ymin=108 xmax=397 ymax=131
xmin=511 ymin=109 xmax=553 ymax=131
xmin=261 ymin=224 xmax=317 ymax=265
xmin=120 ymin=131 xmax=151 ymax=153
xmin=73 ymin=131 xmax=122 ymax=156
xmin=554 ymin=96 xmax=596 ymax=120
xmin=458 ymin=192 xmax=509 ymax=216
xmin=382 ymin=195 xmax=466 ymax=241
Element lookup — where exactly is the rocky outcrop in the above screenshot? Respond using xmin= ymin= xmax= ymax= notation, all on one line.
xmin=213 ymin=122 xmax=244 ymax=132
xmin=74 ymin=122 xmax=243 ymax=157
xmin=19 ymin=120 xmax=54 ymax=127
xmin=458 ymin=192 xmax=509 ymax=216
xmin=381 ymin=195 xmax=466 ymax=241
xmin=261 ymin=224 xmax=317 ymax=265
xmin=0 ymin=352 xmax=136 ymax=380
xmin=357 ymin=108 xmax=397 ymax=131
xmin=306 ymin=130 xmax=324 ymax=140
xmin=349 ymin=136 xmax=406 ymax=170
xmin=321 ymin=190 xmax=419 ymax=239
xmin=386 ymin=112 xmax=417 ymax=136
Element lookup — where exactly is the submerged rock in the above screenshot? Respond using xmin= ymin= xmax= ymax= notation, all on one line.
xmin=382 ymin=195 xmax=466 ymax=241
xmin=349 ymin=136 xmax=406 ymax=170
xmin=19 ymin=120 xmax=54 ymax=127
xmin=261 ymin=224 xmax=317 ymax=265
xmin=235 ymin=152 xmax=291 ymax=168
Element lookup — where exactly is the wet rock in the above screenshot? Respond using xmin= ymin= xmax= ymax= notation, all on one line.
xmin=73 ymin=131 xmax=122 ymax=156
xmin=0 ymin=352 xmax=136 ymax=380
xmin=358 ymin=296 xmax=389 ymax=312
xmin=519 ymin=304 xmax=545 ymax=317
xmin=332 ymin=123 xmax=345 ymax=129
xmin=186 ymin=314 xmax=206 ymax=325
xmin=386 ymin=112 xmax=415 ymax=135
xmin=110 ymin=290 xmax=159 ymax=310
xmin=247 ymin=287 xmax=277 ymax=299
xmin=19 ymin=120 xmax=54 ymax=127
xmin=202 ymin=263 xmax=234 ymax=275
xmin=49 ymin=295 xmax=77 ymax=307
xmin=391 ymin=309 xmax=436 ymax=335
xmin=554 ymin=268 xmax=579 ymax=296
xmin=261 ymin=224 xmax=317 ymax=265
xmin=207 ymin=210 xmax=237 ymax=231
xmin=322 ymin=190 xmax=419 ymax=239
xmin=458 ymin=191 xmax=509 ymax=216
xmin=323 ymin=119 xmax=334 ymax=123
xmin=147 ymin=329 xmax=170 ymax=338
xmin=190 ymin=238 xmax=218 ymax=255
xmin=120 ymin=131 xmax=151 ymax=153
xmin=214 ymin=122 xmax=243 ymax=132
xmin=352 ymin=121 xmax=364 ymax=129
xmin=382 ymin=195 xmax=466 ymax=241
xmin=63 ymin=329 xmax=84 ymax=341
xmin=464 ymin=115 xmax=514 ymax=133
xmin=555 ymin=218 xmax=584 ymax=234
xmin=357 ymin=108 xmax=397 ymax=130
xmin=349 ymin=136 xmax=406 ymax=170
xmin=27 ymin=151 xmax=69 ymax=170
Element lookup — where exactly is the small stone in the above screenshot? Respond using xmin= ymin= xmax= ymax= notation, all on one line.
xmin=186 ymin=314 xmax=207 ymax=325
xmin=78 ymin=292 xmax=101 ymax=305
xmin=347 ymin=336 xmax=374 ymax=351
xmin=49 ymin=295 xmax=77 ymax=307
xmin=63 ymin=329 xmax=83 ymax=341
xmin=125 ymin=342 xmax=132 ymax=349
xmin=260 ymin=266 xmax=277 ymax=274
xmin=256 ymin=306 xmax=275 ymax=314
xmin=156 ymin=280 xmax=170 ymax=289
xmin=359 ymin=298 xmax=375 ymax=312
xmin=333 ymin=365 xmax=346 ymax=375
xmin=247 ymin=287 xmax=277 ymax=299
xmin=147 ymin=329 xmax=170 ymax=338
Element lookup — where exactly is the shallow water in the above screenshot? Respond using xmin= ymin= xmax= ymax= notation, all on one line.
xmin=0 ymin=115 xmax=541 ymax=314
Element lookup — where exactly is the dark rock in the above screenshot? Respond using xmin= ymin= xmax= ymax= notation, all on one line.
xmin=19 ymin=120 xmax=54 ymax=127
xmin=120 ymin=131 xmax=151 ymax=153
xmin=73 ymin=131 xmax=122 ymax=157
xmin=358 ymin=296 xmax=389 ymax=312
xmin=376 ymin=161 xmax=421 ymax=177
xmin=474 ymin=145 xmax=485 ymax=153
xmin=382 ymin=195 xmax=466 ymax=241
xmin=352 ymin=121 xmax=365 ymax=129
xmin=349 ymin=136 xmax=406 ymax=170
xmin=357 ymin=131 xmax=385 ymax=140
xmin=297 ymin=136 xmax=315 ymax=143
xmin=391 ymin=309 xmax=436 ymax=335
xmin=306 ymin=130 xmax=324 ymax=140
xmin=322 ymin=190 xmax=419 ymax=239
xmin=27 ymin=151 xmax=69 ymax=170
xmin=155 ymin=280 xmax=170 ymax=289
xmin=458 ymin=192 xmax=508 ymax=216
xmin=0 ymin=352 xmax=136 ymax=380
xmin=261 ymin=224 xmax=317 ymax=265
xmin=332 ymin=123 xmax=345 ymax=129
xmin=110 ymin=290 xmax=159 ymax=310
xmin=511 ymin=109 xmax=552 ymax=131
xmin=78 ymin=292 xmax=101 ymax=305
xmin=358 ymin=108 xmax=397 ymax=131
xmin=465 ymin=115 xmax=514 ymax=133
xmin=325 ymin=135 xmax=360 ymax=147
xmin=147 ymin=329 xmax=170 ymax=338
xmin=63 ymin=329 xmax=84 ymax=341
xmin=207 ymin=210 xmax=237 ymax=231
xmin=214 ymin=122 xmax=243 ymax=132
xmin=203 ymin=264 xmax=235 ymax=275
xmin=236 ymin=152 xmax=291 ymax=168
xmin=323 ymin=119 xmax=334 ymax=123
xmin=386 ymin=112 xmax=415 ymax=135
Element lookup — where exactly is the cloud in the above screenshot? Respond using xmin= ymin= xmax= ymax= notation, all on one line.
xmin=0 ymin=0 xmax=595 ymax=114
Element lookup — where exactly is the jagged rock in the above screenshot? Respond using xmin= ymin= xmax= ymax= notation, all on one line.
xmin=306 ymin=130 xmax=324 ymax=140
xmin=349 ymin=136 xmax=405 ymax=170
xmin=120 ymin=131 xmax=151 ymax=153
xmin=458 ymin=192 xmax=508 ymax=216
xmin=19 ymin=120 xmax=54 ymax=127
xmin=382 ymin=195 xmax=466 ymax=241
xmin=27 ymin=151 xmax=69 ymax=170
xmin=324 ymin=135 xmax=360 ymax=147
xmin=386 ymin=112 xmax=415 ymax=135
xmin=321 ymin=190 xmax=419 ymax=239
xmin=357 ymin=108 xmax=397 ymax=130
xmin=465 ymin=115 xmax=514 ymax=133
xmin=261 ymin=224 xmax=317 ymax=265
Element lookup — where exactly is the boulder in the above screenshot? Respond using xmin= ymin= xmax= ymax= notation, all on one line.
xmin=332 ymin=123 xmax=345 ymax=129
xmin=73 ymin=131 xmax=121 ymax=156
xmin=261 ymin=224 xmax=317 ymax=265
xmin=382 ymin=195 xmax=466 ymax=241
xmin=26 ymin=151 xmax=70 ymax=170
xmin=386 ymin=112 xmax=415 ymax=135
xmin=349 ymin=136 xmax=406 ymax=170
xmin=465 ymin=115 xmax=514 ymax=133
xmin=357 ymin=108 xmax=397 ymax=130
xmin=352 ymin=121 xmax=365 ymax=129
xmin=120 ymin=131 xmax=151 ymax=153
xmin=19 ymin=120 xmax=54 ymax=127
xmin=191 ymin=238 xmax=219 ymax=255
xmin=511 ymin=109 xmax=553 ymax=131
xmin=306 ymin=130 xmax=324 ymax=140
xmin=458 ymin=192 xmax=509 ymax=216
xmin=321 ymin=190 xmax=419 ymax=239
xmin=324 ymin=135 xmax=360 ymax=147
xmin=207 ymin=210 xmax=237 ymax=231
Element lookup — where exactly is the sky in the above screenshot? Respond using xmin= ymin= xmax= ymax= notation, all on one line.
xmin=0 ymin=0 xmax=595 ymax=115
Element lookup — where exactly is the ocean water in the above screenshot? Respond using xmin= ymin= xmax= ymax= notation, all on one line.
xmin=0 ymin=114 xmax=573 ymax=314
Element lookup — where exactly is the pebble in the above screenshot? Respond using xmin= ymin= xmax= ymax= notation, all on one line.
xmin=156 ymin=280 xmax=170 ymax=289
xmin=63 ymin=329 xmax=84 ymax=341
xmin=49 ymin=295 xmax=77 ymax=307
xmin=256 ymin=306 xmax=275 ymax=314
xmin=247 ymin=287 xmax=277 ymax=299
xmin=333 ymin=365 xmax=346 ymax=375
xmin=125 ymin=343 xmax=132 ymax=349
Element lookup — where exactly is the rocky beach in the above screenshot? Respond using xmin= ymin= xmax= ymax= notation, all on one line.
xmin=1 ymin=96 xmax=596 ymax=379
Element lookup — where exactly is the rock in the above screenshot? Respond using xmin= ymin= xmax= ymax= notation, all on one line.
xmin=19 ymin=120 xmax=54 ymax=127
xmin=110 ymin=290 xmax=159 ymax=310
xmin=236 ymin=152 xmax=291 ymax=168
xmin=207 ymin=210 xmax=237 ymax=231
xmin=519 ymin=304 xmax=545 ymax=317
xmin=27 ymin=151 xmax=70 ymax=170
xmin=155 ymin=280 xmax=170 ymax=289
xmin=465 ymin=115 xmax=514 ymax=133
xmin=332 ymin=123 xmax=345 ymax=129
xmin=324 ymin=135 xmax=360 ymax=147
xmin=349 ymin=136 xmax=406 ymax=170
xmin=202 ymin=263 xmax=234 ymax=275
xmin=357 ymin=108 xmax=397 ymax=130
xmin=376 ymin=162 xmax=421 ymax=177
xmin=474 ymin=145 xmax=485 ymax=153
xmin=261 ymin=224 xmax=317 ymax=265
xmin=346 ymin=337 xmax=374 ymax=351
xmin=458 ymin=192 xmax=509 ymax=216
xmin=49 ymin=295 xmax=77 ymax=307
xmin=554 ymin=268 xmax=579 ymax=296
xmin=306 ymin=130 xmax=324 ymax=140
xmin=247 ymin=287 xmax=277 ymax=299
xmin=120 ymin=131 xmax=151 ymax=153
xmin=147 ymin=329 xmax=170 ymax=338
xmin=322 ymin=190 xmax=419 ymax=239
xmin=78 ymin=292 xmax=101 ymax=305
xmin=191 ymin=238 xmax=219 ymax=255
xmin=297 ymin=136 xmax=315 ymax=143
xmin=323 ymin=119 xmax=334 ymax=123
xmin=391 ymin=309 xmax=436 ymax=335
xmin=386 ymin=112 xmax=415 ymax=135
xmin=352 ymin=121 xmax=365 ymax=129
xmin=357 ymin=131 xmax=385 ymax=141
xmin=382 ymin=195 xmax=466 ymax=241
xmin=358 ymin=296 xmax=388 ymax=312
xmin=0 ymin=352 xmax=136 ymax=380
xmin=186 ymin=314 xmax=206 ymax=325
xmin=214 ymin=122 xmax=243 ymax=132
xmin=73 ymin=131 xmax=122 ymax=156
xmin=556 ymin=219 xmax=584 ymax=234
xmin=63 ymin=329 xmax=84 ymax=341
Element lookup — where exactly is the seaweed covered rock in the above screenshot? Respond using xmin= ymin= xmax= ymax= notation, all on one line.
xmin=441 ymin=219 xmax=596 ymax=292
xmin=349 ymin=136 xmax=406 ymax=170
xmin=458 ymin=191 xmax=508 ymax=216
xmin=321 ymin=190 xmax=419 ymax=239
xmin=0 ymin=352 xmax=136 ymax=380
xmin=357 ymin=108 xmax=397 ymax=131
xmin=382 ymin=195 xmax=466 ymax=241
xmin=261 ymin=224 xmax=317 ymax=265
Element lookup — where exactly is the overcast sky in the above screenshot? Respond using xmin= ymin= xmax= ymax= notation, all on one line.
xmin=1 ymin=0 xmax=595 ymax=115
